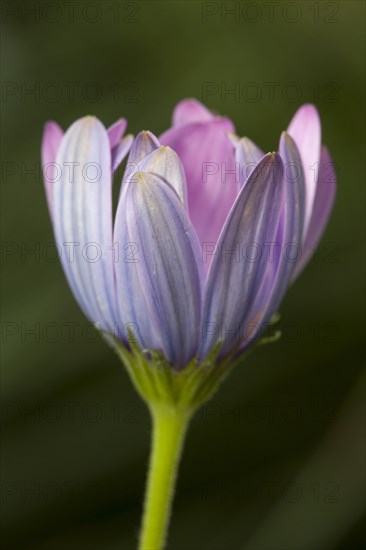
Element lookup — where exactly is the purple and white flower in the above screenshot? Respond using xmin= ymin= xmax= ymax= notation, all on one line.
xmin=42 ymin=100 xmax=336 ymax=369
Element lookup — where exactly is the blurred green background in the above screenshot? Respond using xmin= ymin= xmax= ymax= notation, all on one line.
xmin=1 ymin=1 xmax=365 ymax=548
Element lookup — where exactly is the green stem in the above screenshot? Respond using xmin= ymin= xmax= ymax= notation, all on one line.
xmin=139 ymin=404 xmax=192 ymax=550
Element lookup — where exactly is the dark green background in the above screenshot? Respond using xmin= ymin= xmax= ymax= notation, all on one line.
xmin=1 ymin=1 xmax=365 ymax=548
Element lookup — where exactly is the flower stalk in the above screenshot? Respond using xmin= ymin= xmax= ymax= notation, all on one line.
xmin=139 ymin=403 xmax=192 ymax=550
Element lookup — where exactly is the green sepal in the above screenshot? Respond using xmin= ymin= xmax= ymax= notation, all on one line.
xmin=105 ymin=319 xmax=281 ymax=414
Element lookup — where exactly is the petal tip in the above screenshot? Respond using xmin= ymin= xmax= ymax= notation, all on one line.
xmin=43 ymin=120 xmax=63 ymax=138
xmin=280 ymin=130 xmax=295 ymax=147
xmin=75 ymin=115 xmax=103 ymax=132
xmin=227 ymin=131 xmax=239 ymax=145
xmin=292 ymin=103 xmax=321 ymax=125
xmin=44 ymin=120 xmax=58 ymax=130
xmin=134 ymin=171 xmax=145 ymax=183
xmin=302 ymin=102 xmax=319 ymax=113
xmin=172 ymin=98 xmax=214 ymax=127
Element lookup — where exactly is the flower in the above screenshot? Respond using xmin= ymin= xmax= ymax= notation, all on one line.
xmin=42 ymin=101 xmax=335 ymax=371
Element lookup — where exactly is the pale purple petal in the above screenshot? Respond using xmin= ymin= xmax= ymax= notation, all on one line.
xmin=160 ymin=118 xmax=238 ymax=250
xmin=113 ymin=178 xmax=162 ymax=349
xmin=108 ymin=118 xmax=127 ymax=149
xmin=41 ymin=121 xmax=63 ymax=214
xmin=235 ymin=137 xmax=264 ymax=188
xmin=237 ymin=133 xmax=306 ymax=352
xmin=292 ymin=146 xmax=336 ymax=279
xmin=137 ymin=146 xmax=188 ymax=207
xmin=53 ymin=117 xmax=118 ymax=331
xmin=237 ymin=133 xmax=306 ymax=351
xmin=199 ymin=153 xmax=284 ymax=359
xmin=172 ymin=98 xmax=216 ymax=127
xmin=127 ymin=130 xmax=160 ymax=165
xmin=287 ymin=104 xmax=321 ymax=237
xmin=111 ymin=134 xmax=133 ymax=171
xmin=123 ymin=130 xmax=161 ymax=184
xmin=114 ymin=172 xmax=203 ymax=368
xmin=278 ymin=132 xmax=306 ymax=279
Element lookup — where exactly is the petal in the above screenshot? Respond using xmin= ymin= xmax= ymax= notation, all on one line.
xmin=292 ymin=145 xmax=336 ymax=279
xmin=280 ymin=132 xmax=306 ymax=252
xmin=111 ymin=134 xmax=133 ymax=171
xmin=118 ymin=131 xmax=161 ymax=203
xmin=107 ymin=118 xmax=127 ymax=149
xmin=53 ymin=116 xmax=118 ymax=331
xmin=235 ymin=136 xmax=265 ymax=188
xmin=107 ymin=118 xmax=132 ymax=172
xmin=238 ymin=133 xmax=306 ymax=351
xmin=172 ymin=98 xmax=216 ymax=127
xmin=237 ymin=133 xmax=306 ymax=352
xmin=114 ymin=172 xmax=203 ymax=367
xmin=160 ymin=118 xmax=238 ymax=250
xmin=127 ymin=130 xmax=160 ymax=166
xmin=279 ymin=131 xmax=306 ymax=266
xmin=41 ymin=121 xmax=63 ymax=214
xmin=199 ymin=153 xmax=284 ymax=359
xmin=137 ymin=145 xmax=188 ymax=207
xmin=287 ymin=104 xmax=321 ymax=237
